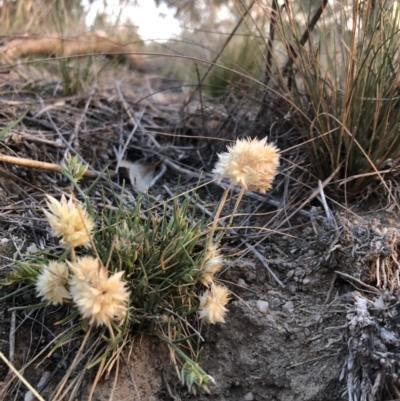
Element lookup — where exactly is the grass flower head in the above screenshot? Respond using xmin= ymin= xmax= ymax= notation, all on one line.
xmin=36 ymin=261 xmax=70 ymax=305
xmin=198 ymin=283 xmax=230 ymax=324
xmin=69 ymin=257 xmax=130 ymax=327
xmin=199 ymin=243 xmax=223 ymax=286
xmin=213 ymin=136 xmax=279 ymax=193
xmin=44 ymin=194 xmax=94 ymax=249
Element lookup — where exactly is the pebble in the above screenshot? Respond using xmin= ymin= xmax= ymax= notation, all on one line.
xmin=22 ymin=292 xmax=32 ymax=302
xmin=374 ymin=295 xmax=385 ymax=309
xmin=282 ymin=301 xmax=294 ymax=314
xmin=26 ymin=243 xmax=38 ymax=254
xmin=244 ymin=392 xmax=255 ymax=401
xmin=271 ymin=297 xmax=281 ymax=308
xmin=267 ymin=290 xmax=282 ymax=297
xmin=302 ymin=278 xmax=311 ymax=285
xmin=237 ymin=278 xmax=249 ymax=289
xmin=256 ymin=300 xmax=269 ymax=314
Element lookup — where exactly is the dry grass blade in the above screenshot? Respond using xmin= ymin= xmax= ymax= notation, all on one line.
xmin=0 ymin=352 xmax=45 ymax=401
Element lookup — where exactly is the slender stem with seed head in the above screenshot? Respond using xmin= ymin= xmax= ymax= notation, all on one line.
xmin=228 ymin=186 xmax=246 ymax=228
xmin=70 ymin=247 xmax=76 ymax=263
xmin=207 ymin=185 xmax=231 ymax=250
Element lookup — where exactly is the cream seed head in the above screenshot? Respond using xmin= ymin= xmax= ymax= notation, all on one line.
xmin=44 ymin=194 xmax=94 ymax=249
xmin=68 ymin=256 xmax=101 ymax=283
xmin=213 ymin=137 xmax=279 ymax=193
xmin=36 ymin=261 xmax=70 ymax=305
xmin=69 ymin=257 xmax=130 ymax=327
xmin=198 ymin=283 xmax=230 ymax=324
xmin=199 ymin=243 xmax=223 ymax=286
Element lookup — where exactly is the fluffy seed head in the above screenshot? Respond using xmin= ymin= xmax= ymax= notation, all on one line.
xmin=213 ymin=137 xmax=279 ymax=193
xmin=198 ymin=284 xmax=230 ymax=324
xmin=199 ymin=243 xmax=223 ymax=286
xmin=44 ymin=194 xmax=94 ymax=249
xmin=36 ymin=261 xmax=70 ymax=305
xmin=69 ymin=257 xmax=130 ymax=327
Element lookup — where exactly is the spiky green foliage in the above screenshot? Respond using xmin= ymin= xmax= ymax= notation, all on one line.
xmin=95 ymin=192 xmax=210 ymax=334
xmin=2 ymin=185 xmax=217 ymax=396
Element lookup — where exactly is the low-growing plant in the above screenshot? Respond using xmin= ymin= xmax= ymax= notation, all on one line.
xmin=2 ymin=138 xmax=279 ymax=399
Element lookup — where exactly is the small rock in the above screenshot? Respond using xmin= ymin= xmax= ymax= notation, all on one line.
xmin=237 ymin=278 xmax=249 ymax=289
xmin=22 ymin=292 xmax=32 ymax=302
xmin=244 ymin=271 xmax=257 ymax=283
xmin=244 ymin=392 xmax=255 ymax=401
xmin=26 ymin=243 xmax=38 ymax=254
xmin=302 ymin=278 xmax=311 ymax=285
xmin=271 ymin=297 xmax=281 ymax=308
xmin=267 ymin=290 xmax=282 ymax=297
xmin=286 ymin=270 xmax=294 ymax=279
xmin=282 ymin=301 xmax=294 ymax=314
xmin=256 ymin=300 xmax=269 ymax=314
xmin=374 ymin=295 xmax=385 ymax=309
xmin=0 ymin=238 xmax=9 ymax=244
xmin=24 ymin=391 xmax=34 ymax=401
xmin=311 ymin=314 xmax=322 ymax=323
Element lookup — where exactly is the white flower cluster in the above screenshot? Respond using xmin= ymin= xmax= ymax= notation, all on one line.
xmin=37 ymin=195 xmax=129 ymax=328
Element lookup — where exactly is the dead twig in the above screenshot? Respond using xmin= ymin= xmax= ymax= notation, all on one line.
xmin=286 ymin=352 xmax=342 ymax=369
xmin=283 ymin=0 xmax=329 ymax=75
xmin=0 ymin=352 xmax=45 ymax=401
xmin=0 ymin=154 xmax=113 ymax=178
xmin=334 ymin=271 xmax=380 ymax=295
xmin=9 ymin=311 xmax=15 ymax=365
xmin=7 ymin=132 xmax=65 ymax=148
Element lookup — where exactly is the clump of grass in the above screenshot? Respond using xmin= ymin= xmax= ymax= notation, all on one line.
xmin=0 ymin=0 xmax=85 ymax=34
xmin=263 ymin=0 xmax=400 ymax=202
xmin=3 ymin=141 xmax=279 ymax=399
xmin=205 ymin=33 xmax=265 ymax=97
xmin=58 ymin=55 xmax=99 ymax=96
xmin=158 ymin=13 xmax=266 ymax=99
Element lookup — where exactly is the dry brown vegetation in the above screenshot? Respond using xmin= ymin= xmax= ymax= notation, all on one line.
xmin=0 ymin=31 xmax=147 ymax=71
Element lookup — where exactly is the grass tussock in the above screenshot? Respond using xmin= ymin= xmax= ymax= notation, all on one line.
xmin=261 ymin=0 xmax=400 ymax=202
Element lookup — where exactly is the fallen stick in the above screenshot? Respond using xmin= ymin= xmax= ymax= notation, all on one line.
xmin=0 ymin=352 xmax=45 ymax=401
xmin=0 ymin=154 xmax=113 ymax=178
